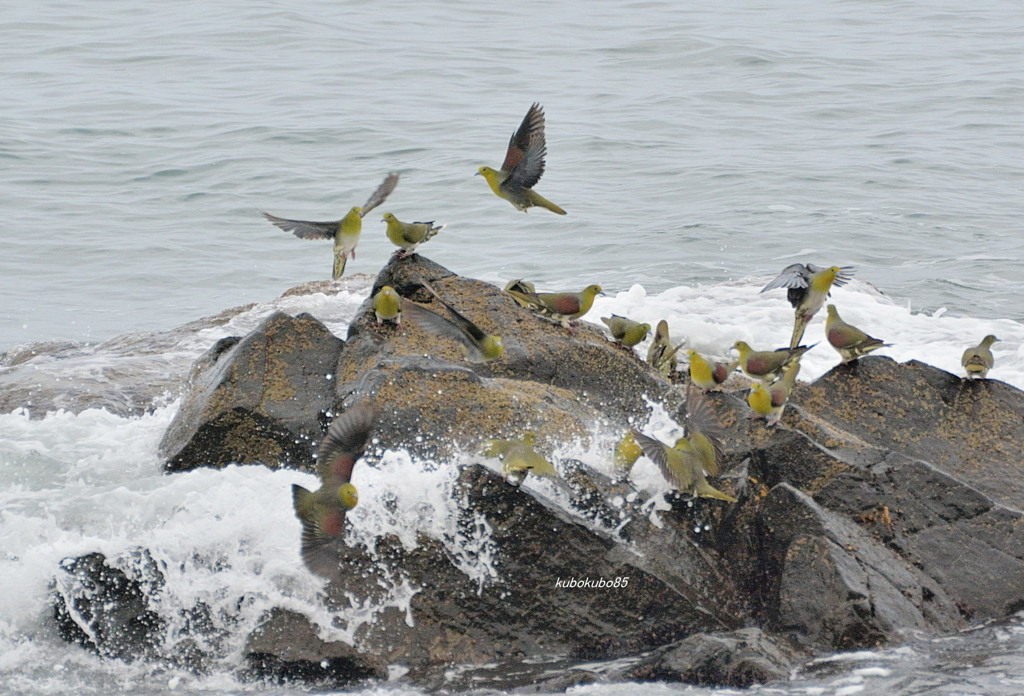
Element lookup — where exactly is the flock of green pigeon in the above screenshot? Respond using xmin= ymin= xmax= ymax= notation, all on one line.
xmin=266 ymin=104 xmax=1002 ymax=567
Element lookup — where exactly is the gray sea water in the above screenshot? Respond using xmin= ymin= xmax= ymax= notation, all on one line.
xmin=2 ymin=1 xmax=1024 ymax=695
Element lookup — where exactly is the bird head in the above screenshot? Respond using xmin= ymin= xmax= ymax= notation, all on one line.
xmin=476 ymin=166 xmax=494 ymax=177
xmin=733 ymin=341 xmax=750 ymax=354
xmin=337 ymin=482 xmax=359 ymax=509
xmin=826 ymin=304 xmax=839 ymax=317
xmin=482 ymin=334 xmax=504 ymax=361
xmin=982 ymin=334 xmax=1000 ymax=347
xmin=381 ymin=213 xmax=395 ymax=223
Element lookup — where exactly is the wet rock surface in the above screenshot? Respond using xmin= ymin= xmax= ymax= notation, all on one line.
xmin=48 ymin=258 xmax=1024 ymax=690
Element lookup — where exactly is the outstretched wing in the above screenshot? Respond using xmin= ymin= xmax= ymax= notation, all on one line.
xmin=261 ymin=211 xmax=339 ymax=240
xmin=501 ymin=103 xmax=547 ymax=191
xmin=360 ymin=172 xmax=400 ymax=216
xmin=316 ymin=401 xmax=377 ymax=482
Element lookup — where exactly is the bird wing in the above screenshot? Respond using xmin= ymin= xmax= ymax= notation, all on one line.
xmin=760 ymin=263 xmax=812 ymax=292
xmin=539 ymin=292 xmax=582 ymax=316
xmin=830 ymin=265 xmax=856 ymax=288
xmin=683 ymin=386 xmax=724 ymax=459
xmin=261 ymin=211 xmax=339 ymax=240
xmin=401 ymin=299 xmax=486 ymax=361
xmin=316 ymin=401 xmax=377 ymax=482
xmin=501 ymin=103 xmax=547 ymax=191
xmin=360 ymin=172 xmax=400 ymax=216
xmin=632 ymin=431 xmax=697 ymax=489
xmin=419 ymin=281 xmax=489 ymax=343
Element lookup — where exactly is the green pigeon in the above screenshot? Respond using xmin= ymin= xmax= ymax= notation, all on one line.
xmin=476 ymin=103 xmax=566 ymax=215
xmin=505 ymin=284 xmax=603 ymax=327
xmin=601 ymin=314 xmax=651 ymax=348
xmin=961 ymin=334 xmax=999 ymax=379
xmin=761 ymin=263 xmax=855 ymax=348
xmin=292 ymin=401 xmax=376 ymax=570
xmin=646 ymin=320 xmax=684 ymax=377
xmin=372 ymin=286 xmax=402 ymax=326
xmin=825 ymin=304 xmax=890 ymax=363
xmin=686 ymin=349 xmax=737 ymax=391
xmin=381 ymin=212 xmax=444 ymax=256
xmin=631 ymin=430 xmax=736 ymax=503
xmin=483 ymin=433 xmax=557 ymax=482
xmin=733 ymin=340 xmax=813 ymax=383
xmin=262 ymin=172 xmax=398 ymax=279
xmin=746 ymin=361 xmax=801 ymax=426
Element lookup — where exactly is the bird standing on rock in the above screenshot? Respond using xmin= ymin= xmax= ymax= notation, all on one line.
xmin=476 ymin=103 xmax=566 ymax=215
xmin=505 ymin=284 xmax=603 ymax=328
xmin=262 ymin=172 xmax=399 ymax=280
xmin=733 ymin=341 xmax=812 ymax=383
xmin=961 ymin=334 xmax=999 ymax=379
xmin=686 ymin=349 xmax=736 ymax=391
xmin=292 ymin=401 xmax=376 ymax=571
xmin=647 ymin=320 xmax=684 ymax=376
xmin=382 ymin=213 xmax=444 ymax=256
xmin=601 ymin=314 xmax=651 ymax=348
xmin=372 ymin=286 xmax=402 ymax=326
xmin=761 ymin=263 xmax=854 ymax=348
xmin=747 ymin=361 xmax=801 ymax=426
xmin=825 ymin=305 xmax=890 ymax=363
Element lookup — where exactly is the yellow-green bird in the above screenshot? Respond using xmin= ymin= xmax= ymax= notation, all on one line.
xmin=505 ymin=284 xmax=603 ymax=327
xmin=400 ymin=283 xmax=503 ymax=363
xmin=631 ymin=430 xmax=737 ymax=503
xmin=262 ymin=172 xmax=399 ymax=280
xmin=381 ymin=212 xmax=445 ymax=256
xmin=682 ymin=387 xmax=723 ymax=477
xmin=686 ymin=349 xmax=737 ymax=391
xmin=601 ymin=314 xmax=651 ymax=348
xmin=372 ymin=285 xmax=402 ymax=326
xmin=761 ymin=263 xmax=855 ymax=348
xmin=613 ymin=430 xmax=644 ymax=476
xmin=961 ymin=334 xmax=999 ymax=379
xmin=747 ymin=362 xmax=801 ymax=426
xmin=825 ymin=304 xmax=890 ymax=363
xmin=476 ymin=103 xmax=566 ymax=215
xmin=483 ymin=433 xmax=557 ymax=482
xmin=292 ymin=401 xmax=376 ymax=569
xmin=647 ymin=320 xmax=684 ymax=377
xmin=733 ymin=340 xmax=813 ymax=383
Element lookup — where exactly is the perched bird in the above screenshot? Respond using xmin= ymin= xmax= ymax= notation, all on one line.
xmin=647 ymin=320 xmax=684 ymax=377
xmin=761 ymin=263 xmax=855 ymax=348
xmin=476 ymin=103 xmax=566 ymax=215
xmin=613 ymin=430 xmax=644 ymax=476
xmin=262 ymin=172 xmax=399 ymax=279
xmin=381 ymin=213 xmax=444 ymax=256
xmin=631 ymin=430 xmax=737 ymax=503
xmin=825 ymin=305 xmax=890 ymax=363
xmin=372 ymin=286 xmax=402 ymax=326
xmin=505 ymin=284 xmax=603 ymax=327
xmin=483 ymin=433 xmax=557 ymax=482
xmin=686 ymin=349 xmax=737 ymax=391
xmin=601 ymin=314 xmax=651 ymax=348
xmin=961 ymin=334 xmax=999 ymax=379
xmin=733 ymin=340 xmax=813 ymax=383
xmin=747 ymin=362 xmax=801 ymax=426
xmin=291 ymin=401 xmax=376 ymax=571
xmin=400 ymin=283 xmax=503 ymax=363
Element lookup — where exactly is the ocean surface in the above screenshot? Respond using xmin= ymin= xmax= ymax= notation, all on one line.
xmin=2 ymin=0 xmax=1023 ymax=694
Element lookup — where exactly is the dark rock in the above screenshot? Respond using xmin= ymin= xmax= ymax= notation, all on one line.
xmin=159 ymin=311 xmax=343 ymax=472
xmin=242 ymin=608 xmax=388 ymax=686
xmin=50 ymin=550 xmax=167 ymax=662
xmin=622 ymin=627 xmax=797 ymax=687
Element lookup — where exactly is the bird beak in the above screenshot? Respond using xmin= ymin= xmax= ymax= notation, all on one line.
xmin=474 ymin=171 xmax=481 ymax=176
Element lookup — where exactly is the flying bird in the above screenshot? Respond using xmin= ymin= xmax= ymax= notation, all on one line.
xmin=761 ymin=263 xmax=854 ymax=348
xmin=262 ymin=172 xmax=399 ymax=279
xmin=292 ymin=401 xmax=376 ymax=572
xmin=476 ymin=103 xmax=566 ymax=215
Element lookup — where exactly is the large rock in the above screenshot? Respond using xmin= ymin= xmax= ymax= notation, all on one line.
xmin=51 ymin=261 xmax=1024 ymax=690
